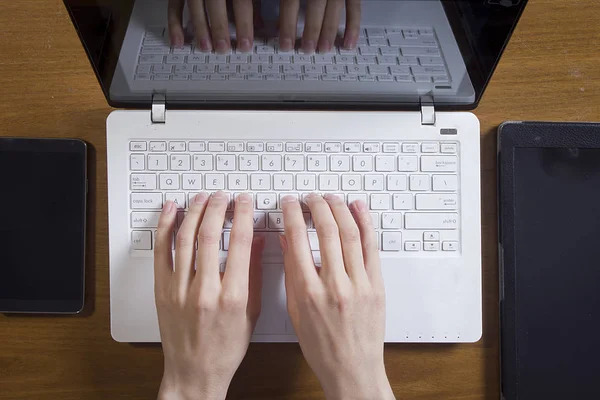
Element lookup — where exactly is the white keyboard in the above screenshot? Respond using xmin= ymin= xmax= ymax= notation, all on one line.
xmin=136 ymin=26 xmax=451 ymax=84
xmin=129 ymin=139 xmax=460 ymax=256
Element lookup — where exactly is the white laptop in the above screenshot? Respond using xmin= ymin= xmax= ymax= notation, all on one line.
xmin=64 ymin=0 xmax=527 ymax=342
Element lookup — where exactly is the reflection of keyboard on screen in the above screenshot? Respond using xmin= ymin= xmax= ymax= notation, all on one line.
xmin=129 ymin=139 xmax=461 ymax=257
xmin=135 ymin=27 xmax=451 ymax=84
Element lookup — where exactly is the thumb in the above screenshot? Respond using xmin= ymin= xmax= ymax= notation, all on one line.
xmin=280 ymin=235 xmax=297 ymax=313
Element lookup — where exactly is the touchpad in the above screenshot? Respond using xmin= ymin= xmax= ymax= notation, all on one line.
xmin=254 ymin=264 xmax=289 ymax=335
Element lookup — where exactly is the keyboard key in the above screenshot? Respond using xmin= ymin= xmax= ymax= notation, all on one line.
xmin=308 ymin=232 xmax=320 ymax=251
xmin=216 ymin=154 xmax=236 ymax=171
xmin=148 ymin=154 xmax=168 ymax=171
xmin=297 ymin=174 xmax=317 ymax=191
xmin=247 ymin=142 xmax=264 ymax=152
xmin=130 ymin=173 xmax=156 ymax=190
xmin=370 ymin=194 xmax=390 ymax=210
xmin=150 ymin=141 xmax=167 ymax=152
xmin=440 ymin=143 xmax=458 ymax=154
xmin=421 ymin=156 xmax=458 ymax=172
xmin=375 ymin=155 xmax=395 ymax=172
xmin=239 ymin=154 xmax=259 ymax=171
xmin=398 ymin=156 xmax=418 ymax=172
xmin=251 ymin=174 xmax=271 ymax=190
xmin=166 ymin=55 xmax=185 ymax=64
xmin=141 ymin=46 xmax=170 ymax=55
xmin=404 ymin=213 xmax=458 ymax=230
xmin=193 ymin=155 xmax=213 ymax=171
xmin=253 ymin=212 xmax=267 ymax=229
xmin=363 ymin=143 xmax=380 ymax=153
xmin=330 ymin=155 xmax=350 ymax=171
xmin=130 ymin=154 xmax=146 ymax=171
xmin=353 ymin=155 xmax=373 ymax=172
xmin=383 ymin=143 xmax=400 ymax=153
xmin=208 ymin=142 xmax=225 ymax=152
xmin=421 ymin=142 xmax=439 ymax=153
xmin=159 ymin=174 xmax=179 ymax=190
xmin=170 ymin=154 xmax=191 ymax=170
xmin=228 ymin=174 xmax=249 ymax=190
xmin=402 ymin=47 xmax=440 ymax=57
xmin=305 ymin=142 xmax=323 ymax=152
xmin=424 ymin=242 xmax=440 ymax=251
xmin=392 ymin=193 xmax=413 ymax=210
xmin=382 ymin=213 xmax=403 ymax=229
xmin=307 ymin=155 xmax=327 ymax=171
xmin=139 ymin=55 xmax=164 ymax=64
xmin=344 ymin=142 xmax=361 ymax=153
xmin=273 ymin=174 xmax=294 ymax=190
xmin=318 ymin=174 xmax=339 ymax=191
xmin=131 ymin=193 xmax=163 ymax=209
xmin=404 ymin=241 xmax=420 ymax=251
xmin=387 ymin=175 xmax=408 ymax=191
xmin=262 ymin=155 xmax=282 ymax=171
xmin=205 ymin=174 xmax=226 ymax=190
xmin=348 ymin=193 xmax=368 ymax=207
xmin=424 ymin=232 xmax=440 ymax=241
xmin=416 ymin=194 xmax=458 ymax=210
xmin=432 ymin=175 xmax=458 ymax=192
xmin=165 ymin=192 xmax=186 ymax=209
xmin=409 ymin=175 xmax=430 ymax=191
xmin=382 ymin=232 xmax=402 ymax=251
xmin=256 ymin=193 xmax=277 ymax=210
xmin=182 ymin=174 xmax=202 ymax=190
xmin=131 ymin=212 xmax=161 ymax=228
xmin=268 ymin=212 xmax=285 ymax=229
xmin=266 ymin=142 xmax=284 ymax=152
xmin=442 ymin=241 xmax=459 ymax=251
xmin=364 ymin=174 xmax=385 ymax=191
xmin=132 ymin=231 xmax=152 ymax=250
xmin=188 ymin=142 xmax=205 ymax=152
xmin=342 ymin=175 xmax=362 ymax=191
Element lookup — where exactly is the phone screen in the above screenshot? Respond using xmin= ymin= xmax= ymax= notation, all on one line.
xmin=0 ymin=139 xmax=87 ymax=313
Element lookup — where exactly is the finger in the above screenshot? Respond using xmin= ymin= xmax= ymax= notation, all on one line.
xmin=206 ymin=0 xmax=232 ymax=53
xmin=302 ymin=0 xmax=327 ymax=53
xmin=233 ymin=0 xmax=254 ymax=52
xmin=350 ymin=200 xmax=383 ymax=287
xmin=168 ymin=0 xmax=186 ymax=46
xmin=154 ymin=201 xmax=177 ymax=296
xmin=306 ymin=193 xmax=347 ymax=281
xmin=279 ymin=0 xmax=301 ymax=51
xmin=318 ymin=0 xmax=344 ymax=53
xmin=174 ymin=193 xmax=210 ymax=295
xmin=223 ymin=193 xmax=255 ymax=294
xmin=280 ymin=235 xmax=297 ymax=314
xmin=324 ymin=193 xmax=368 ymax=282
xmin=194 ymin=191 xmax=229 ymax=289
xmin=188 ymin=0 xmax=213 ymax=51
xmin=343 ymin=0 xmax=361 ymax=49
xmin=248 ymin=236 xmax=265 ymax=323
xmin=281 ymin=196 xmax=320 ymax=286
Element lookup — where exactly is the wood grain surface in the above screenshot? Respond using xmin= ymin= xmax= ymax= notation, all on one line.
xmin=0 ymin=1 xmax=599 ymax=399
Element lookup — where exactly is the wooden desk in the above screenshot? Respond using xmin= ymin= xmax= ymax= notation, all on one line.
xmin=0 ymin=1 xmax=598 ymax=399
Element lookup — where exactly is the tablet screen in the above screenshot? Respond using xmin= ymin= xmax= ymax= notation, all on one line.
xmin=511 ymin=147 xmax=600 ymax=398
xmin=0 ymin=139 xmax=86 ymax=313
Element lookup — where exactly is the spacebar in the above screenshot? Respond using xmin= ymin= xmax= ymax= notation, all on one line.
xmin=404 ymin=213 xmax=459 ymax=230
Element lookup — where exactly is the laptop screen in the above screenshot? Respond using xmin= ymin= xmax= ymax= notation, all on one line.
xmin=63 ymin=0 xmax=527 ymax=110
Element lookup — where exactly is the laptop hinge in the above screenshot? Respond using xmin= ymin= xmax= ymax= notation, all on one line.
xmin=420 ymin=96 xmax=435 ymax=126
xmin=151 ymin=94 xmax=166 ymax=124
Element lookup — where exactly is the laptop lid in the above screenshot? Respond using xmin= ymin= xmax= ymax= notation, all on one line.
xmin=64 ymin=0 xmax=527 ymax=111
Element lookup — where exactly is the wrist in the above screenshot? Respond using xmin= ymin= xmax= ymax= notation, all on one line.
xmin=322 ymin=365 xmax=395 ymax=400
xmin=158 ymin=370 xmax=230 ymax=400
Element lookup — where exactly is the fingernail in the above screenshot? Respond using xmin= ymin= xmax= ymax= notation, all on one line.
xmin=344 ymin=36 xmax=356 ymax=50
xmin=238 ymin=38 xmax=251 ymax=52
xmin=303 ymin=40 xmax=316 ymax=54
xmin=281 ymin=37 xmax=293 ymax=50
xmin=319 ymin=39 xmax=331 ymax=53
xmin=212 ymin=191 xmax=226 ymax=200
xmin=200 ymin=38 xmax=212 ymax=51
xmin=215 ymin=39 xmax=229 ymax=53
xmin=324 ymin=193 xmax=340 ymax=202
xmin=173 ymin=35 xmax=184 ymax=47
xmin=194 ymin=192 xmax=208 ymax=204
xmin=306 ymin=192 xmax=320 ymax=199
xmin=163 ymin=201 xmax=174 ymax=214
xmin=237 ymin=193 xmax=252 ymax=204
xmin=281 ymin=195 xmax=298 ymax=204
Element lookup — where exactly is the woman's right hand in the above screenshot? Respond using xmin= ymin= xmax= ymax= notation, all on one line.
xmin=280 ymin=194 xmax=395 ymax=400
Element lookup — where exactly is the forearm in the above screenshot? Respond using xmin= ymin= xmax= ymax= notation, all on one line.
xmin=158 ymin=373 xmax=229 ymax=400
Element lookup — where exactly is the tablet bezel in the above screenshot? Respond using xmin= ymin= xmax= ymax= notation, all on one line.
xmin=497 ymin=121 xmax=600 ymax=400
xmin=0 ymin=138 xmax=87 ymax=314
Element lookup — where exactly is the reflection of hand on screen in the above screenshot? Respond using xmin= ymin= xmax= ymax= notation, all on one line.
xmin=168 ymin=0 xmax=362 ymax=54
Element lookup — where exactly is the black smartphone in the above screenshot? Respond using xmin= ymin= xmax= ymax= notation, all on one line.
xmin=0 ymin=138 xmax=87 ymax=314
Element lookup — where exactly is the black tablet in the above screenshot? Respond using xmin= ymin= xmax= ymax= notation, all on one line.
xmin=0 ymin=138 xmax=87 ymax=314
xmin=498 ymin=122 xmax=600 ymax=400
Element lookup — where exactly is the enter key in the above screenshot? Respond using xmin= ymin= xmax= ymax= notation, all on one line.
xmin=415 ymin=194 xmax=458 ymax=210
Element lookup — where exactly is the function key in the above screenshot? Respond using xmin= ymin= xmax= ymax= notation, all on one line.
xmin=227 ymin=142 xmax=244 ymax=152
xmin=440 ymin=143 xmax=458 ymax=154
xmin=266 ymin=142 xmax=284 ymax=152
xmin=286 ymin=142 xmax=303 ymax=152
xmin=208 ymin=142 xmax=226 ymax=152
xmin=366 ymin=28 xmax=385 ymax=38
xmin=169 ymin=141 xmax=186 ymax=152
xmin=130 ymin=141 xmax=147 ymax=151
xmin=383 ymin=143 xmax=400 ymax=153
xmin=325 ymin=142 xmax=342 ymax=153
xmin=402 ymin=143 xmax=419 ymax=153
xmin=247 ymin=142 xmax=264 ymax=152
xmin=442 ymin=241 xmax=459 ymax=251
xmin=305 ymin=142 xmax=322 ymax=152
xmin=419 ymin=28 xmax=435 ymax=36
xmin=386 ymin=28 xmax=404 ymax=35
xmin=189 ymin=141 xmax=206 ymax=152
xmin=149 ymin=141 xmax=167 ymax=152
xmin=421 ymin=142 xmax=439 ymax=153
xmin=344 ymin=142 xmax=361 ymax=153
xmin=364 ymin=143 xmax=381 ymax=153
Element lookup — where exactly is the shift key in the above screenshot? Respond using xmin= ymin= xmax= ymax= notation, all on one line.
xmin=405 ymin=213 xmax=458 ymax=230
xmin=131 ymin=193 xmax=163 ymax=209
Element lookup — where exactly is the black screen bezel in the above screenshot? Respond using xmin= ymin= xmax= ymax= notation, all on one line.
xmin=0 ymin=138 xmax=88 ymax=314
xmin=497 ymin=121 xmax=600 ymax=400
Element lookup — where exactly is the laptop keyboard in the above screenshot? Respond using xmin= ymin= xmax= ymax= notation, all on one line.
xmin=129 ymin=140 xmax=460 ymax=255
xmin=135 ymin=27 xmax=451 ymax=84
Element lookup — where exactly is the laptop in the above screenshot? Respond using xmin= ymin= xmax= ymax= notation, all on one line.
xmin=64 ymin=0 xmax=527 ymax=343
